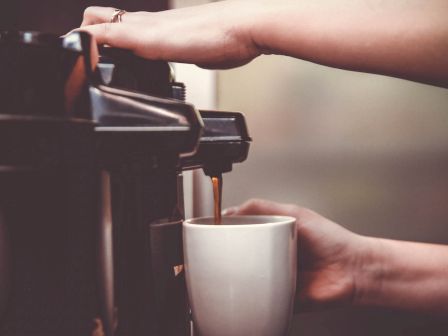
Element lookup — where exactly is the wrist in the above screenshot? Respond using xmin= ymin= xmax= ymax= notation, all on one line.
xmin=242 ymin=0 xmax=286 ymax=55
xmin=352 ymin=236 xmax=385 ymax=308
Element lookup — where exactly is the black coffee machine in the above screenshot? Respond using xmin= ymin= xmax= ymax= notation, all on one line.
xmin=0 ymin=31 xmax=250 ymax=336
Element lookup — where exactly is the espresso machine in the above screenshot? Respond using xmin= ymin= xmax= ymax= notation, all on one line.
xmin=0 ymin=31 xmax=251 ymax=336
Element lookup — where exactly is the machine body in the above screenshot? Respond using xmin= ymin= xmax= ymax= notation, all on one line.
xmin=0 ymin=31 xmax=251 ymax=336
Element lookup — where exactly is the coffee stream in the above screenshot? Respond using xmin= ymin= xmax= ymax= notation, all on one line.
xmin=211 ymin=175 xmax=223 ymax=224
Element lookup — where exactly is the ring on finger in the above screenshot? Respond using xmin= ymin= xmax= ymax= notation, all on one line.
xmin=110 ymin=9 xmax=126 ymax=23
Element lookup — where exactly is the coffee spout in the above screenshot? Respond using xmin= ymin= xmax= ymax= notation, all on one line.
xmin=180 ymin=110 xmax=251 ymax=175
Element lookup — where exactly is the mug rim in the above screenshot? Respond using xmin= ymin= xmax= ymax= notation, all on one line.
xmin=183 ymin=215 xmax=296 ymax=228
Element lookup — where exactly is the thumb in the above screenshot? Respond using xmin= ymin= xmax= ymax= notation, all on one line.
xmin=228 ymin=199 xmax=316 ymax=225
xmin=230 ymin=199 xmax=297 ymax=216
xmin=75 ymin=23 xmax=139 ymax=50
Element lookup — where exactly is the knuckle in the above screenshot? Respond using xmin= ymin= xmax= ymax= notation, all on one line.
xmin=300 ymin=207 xmax=317 ymax=217
xmin=284 ymin=203 xmax=300 ymax=214
xmin=242 ymin=198 xmax=267 ymax=212
xmin=83 ymin=6 xmax=96 ymax=18
xmin=295 ymin=206 xmax=317 ymax=223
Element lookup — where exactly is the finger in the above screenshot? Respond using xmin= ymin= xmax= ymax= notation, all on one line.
xmin=81 ymin=6 xmax=136 ymax=27
xmin=81 ymin=6 xmax=116 ymax=26
xmin=291 ymin=271 xmax=316 ymax=313
xmin=221 ymin=206 xmax=239 ymax=216
xmin=233 ymin=199 xmax=317 ymax=225
xmin=234 ymin=199 xmax=296 ymax=216
xmin=294 ymin=271 xmax=343 ymax=313
xmin=75 ymin=23 xmax=139 ymax=50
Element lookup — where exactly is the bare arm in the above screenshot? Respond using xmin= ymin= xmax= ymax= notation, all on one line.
xmin=356 ymin=237 xmax=448 ymax=315
xmin=228 ymin=199 xmax=448 ymax=315
xmin=78 ymin=0 xmax=448 ymax=87
xmin=250 ymin=0 xmax=448 ymax=87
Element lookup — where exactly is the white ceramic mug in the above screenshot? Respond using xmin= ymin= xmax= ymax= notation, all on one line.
xmin=183 ymin=215 xmax=297 ymax=336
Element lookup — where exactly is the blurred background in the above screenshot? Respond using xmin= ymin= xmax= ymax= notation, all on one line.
xmin=5 ymin=0 xmax=448 ymax=333
xmin=218 ymin=56 xmax=448 ymax=244
xmin=218 ymin=54 xmax=448 ymax=336
xmin=174 ymin=0 xmax=448 ymax=334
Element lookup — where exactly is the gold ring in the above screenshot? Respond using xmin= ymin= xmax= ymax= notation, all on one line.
xmin=110 ymin=9 xmax=126 ymax=23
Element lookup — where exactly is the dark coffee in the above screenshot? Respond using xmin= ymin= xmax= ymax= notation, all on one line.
xmin=211 ymin=175 xmax=223 ymax=224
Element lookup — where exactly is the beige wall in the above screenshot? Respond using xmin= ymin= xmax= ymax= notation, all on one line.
xmin=171 ymin=0 xmax=448 ymax=334
xmin=218 ymin=55 xmax=448 ymax=241
xmin=218 ymin=54 xmax=448 ymax=335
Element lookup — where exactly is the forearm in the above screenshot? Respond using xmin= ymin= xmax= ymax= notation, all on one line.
xmin=248 ymin=0 xmax=448 ymax=87
xmin=354 ymin=237 xmax=448 ymax=315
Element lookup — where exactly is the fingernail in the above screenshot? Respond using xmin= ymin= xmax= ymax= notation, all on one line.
xmin=222 ymin=206 xmax=238 ymax=216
